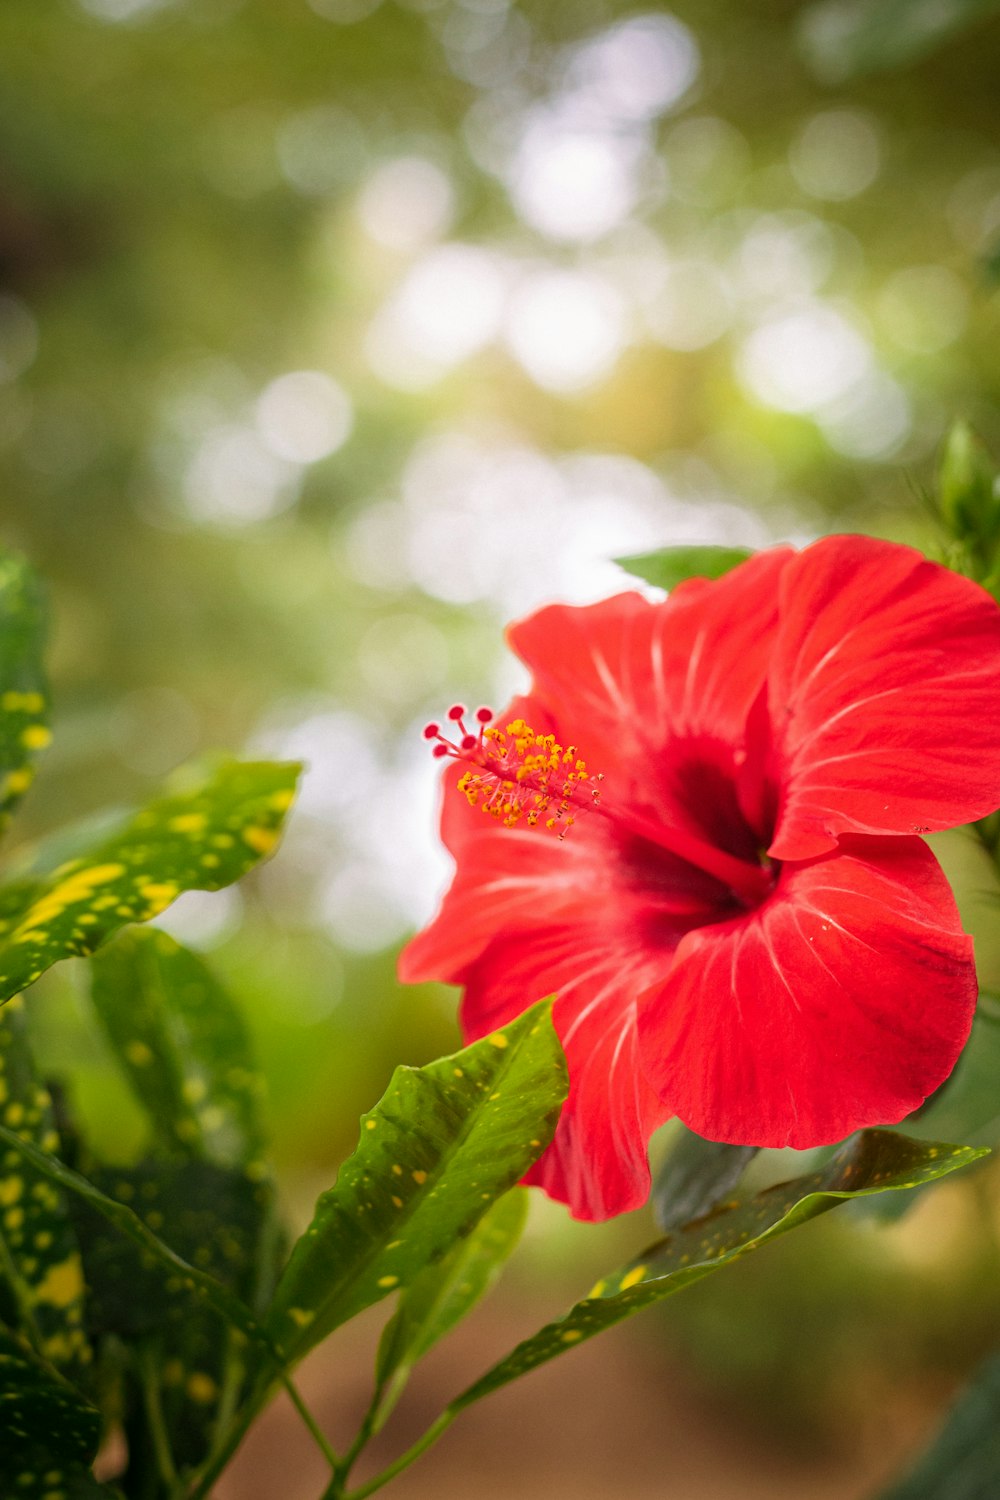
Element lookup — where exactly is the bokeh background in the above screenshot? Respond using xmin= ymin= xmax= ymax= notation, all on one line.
xmin=5 ymin=0 xmax=1000 ymax=1494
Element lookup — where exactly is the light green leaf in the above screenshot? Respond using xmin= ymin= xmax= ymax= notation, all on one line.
xmin=0 ymin=550 xmax=49 ymax=833
xmin=0 ymin=998 xmax=91 ymax=1374
xmin=446 ymin=1132 xmax=985 ymax=1418
xmin=876 ymin=1349 xmax=1000 ymax=1498
xmin=616 ymin=545 xmax=754 ymax=591
xmin=798 ymin=0 xmax=1000 ymax=81
xmin=89 ymin=929 xmax=268 ymax=1170
xmin=267 ymin=1000 xmax=567 ymax=1364
xmin=0 ymin=1323 xmax=107 ymax=1497
xmin=652 ymin=1125 xmax=758 ymax=1233
xmin=376 ymin=1188 xmax=528 ymax=1397
xmin=0 ymin=758 xmax=300 ymax=1007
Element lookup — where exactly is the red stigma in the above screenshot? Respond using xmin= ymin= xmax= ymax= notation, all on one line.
xmin=475 ymin=706 xmax=493 ymax=723
xmin=423 ymin=722 xmax=440 ymax=739
xmin=432 ymin=743 xmax=450 ymax=758
xmin=447 ymin=704 xmax=466 ymax=721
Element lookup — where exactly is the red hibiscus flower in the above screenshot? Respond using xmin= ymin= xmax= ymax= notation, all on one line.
xmin=399 ymin=536 xmax=1000 ymax=1222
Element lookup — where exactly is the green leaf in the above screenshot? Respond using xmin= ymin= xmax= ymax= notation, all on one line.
xmin=89 ymin=929 xmax=268 ymax=1170
xmin=904 ymin=1009 xmax=1000 ymax=1150
xmin=376 ymin=1188 xmax=528 ymax=1395
xmin=0 ymin=758 xmax=300 ymax=1007
xmin=446 ymin=1132 xmax=985 ymax=1418
xmin=267 ymin=1000 xmax=567 ymax=1364
xmin=71 ymin=1159 xmax=270 ymax=1473
xmin=616 ymin=545 xmax=754 ymax=591
xmin=0 ymin=1119 xmax=269 ymax=1354
xmin=72 ymin=1160 xmax=267 ymax=1340
xmin=938 ymin=422 xmax=999 ymax=541
xmin=0 ymin=1323 xmax=107 ymax=1497
xmin=0 ymin=998 xmax=91 ymax=1374
xmin=798 ymin=0 xmax=1000 ymax=81
xmin=851 ymin=1009 xmax=1000 ymax=1223
xmin=0 ymin=550 xmax=49 ymax=834
xmin=652 ymin=1125 xmax=758 ymax=1233
xmin=876 ymin=1351 xmax=1000 ymax=1499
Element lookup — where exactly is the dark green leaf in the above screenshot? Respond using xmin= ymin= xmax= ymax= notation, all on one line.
xmin=652 ymin=1125 xmax=758 ymax=1233
xmin=71 ymin=1160 xmax=269 ymax=1473
xmin=0 ymin=758 xmax=300 ymax=1007
xmin=876 ymin=1351 xmax=1000 ymax=1499
xmin=89 ymin=930 xmax=268 ymax=1170
xmin=798 ymin=0 xmax=1000 ymax=81
xmin=267 ymin=999 xmax=567 ymax=1363
xmin=852 ymin=1010 xmax=1000 ymax=1222
xmin=615 ymin=545 xmax=755 ymax=591
xmin=0 ymin=1322 xmax=108 ymax=1497
xmin=446 ymin=1132 xmax=985 ymax=1417
xmin=73 ymin=1160 xmax=267 ymax=1338
xmin=0 ymin=550 xmax=49 ymax=835
xmin=376 ymin=1188 xmax=528 ymax=1394
xmin=903 ymin=1011 xmax=1000 ymax=1150
xmin=0 ymin=998 xmax=91 ymax=1374
xmin=0 ymin=1120 xmax=269 ymax=1353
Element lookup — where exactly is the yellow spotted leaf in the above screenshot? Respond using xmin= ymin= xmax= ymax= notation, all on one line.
xmin=0 ymin=1323 xmax=108 ymax=1497
xmin=0 ymin=550 xmax=49 ymax=835
xmin=447 ymin=1131 xmax=987 ymax=1417
xmin=71 ymin=1157 xmax=271 ymax=1474
xmin=0 ymin=1117 xmax=273 ymax=1353
xmin=266 ymin=999 xmax=567 ymax=1365
xmin=0 ymin=758 xmax=300 ymax=1006
xmin=0 ymin=1000 xmax=91 ymax=1377
xmin=89 ymin=929 xmax=268 ymax=1170
xmin=373 ymin=1188 xmax=528 ymax=1426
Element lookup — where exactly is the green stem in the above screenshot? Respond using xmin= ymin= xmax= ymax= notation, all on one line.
xmin=184 ymin=1364 xmax=338 ymax=1500
xmin=136 ymin=1343 xmax=180 ymax=1496
xmin=283 ymin=1371 xmax=340 ymax=1470
xmin=209 ymin=1331 xmax=248 ymax=1464
xmin=184 ymin=1374 xmax=272 ymax=1500
xmin=325 ymin=1353 xmax=418 ymax=1498
xmin=337 ymin=1411 xmax=457 ymax=1500
xmin=326 ymin=1402 xmax=376 ymax=1496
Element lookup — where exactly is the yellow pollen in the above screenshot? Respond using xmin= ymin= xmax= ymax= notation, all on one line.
xmin=451 ymin=717 xmax=600 ymax=838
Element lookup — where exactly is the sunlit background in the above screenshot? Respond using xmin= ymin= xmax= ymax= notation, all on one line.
xmin=5 ymin=0 xmax=1000 ymax=1494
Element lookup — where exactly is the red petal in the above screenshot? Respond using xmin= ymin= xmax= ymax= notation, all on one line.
xmin=461 ymin=925 xmax=673 ymax=1221
xmin=636 ymin=836 xmax=976 ymax=1148
xmin=399 ymin=695 xmax=599 ymax=983
xmin=508 ymin=550 xmax=794 ymax=764
xmin=768 ymin=535 xmax=1000 ymax=860
xmin=397 ymin=810 xmax=610 ymax=984
xmin=400 ymin=688 xmax=729 ymax=987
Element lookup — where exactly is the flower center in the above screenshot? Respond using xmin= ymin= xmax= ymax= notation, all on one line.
xmin=424 ymin=705 xmax=601 ymax=839
xmin=425 ymin=705 xmax=776 ymax=909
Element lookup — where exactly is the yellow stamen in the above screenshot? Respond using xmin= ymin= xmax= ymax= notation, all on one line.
xmin=452 ymin=718 xmax=601 ymax=839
